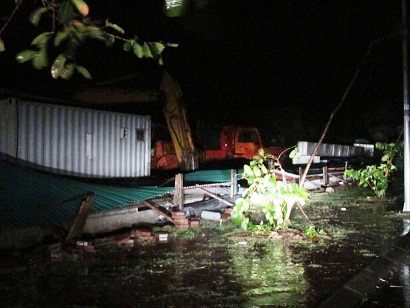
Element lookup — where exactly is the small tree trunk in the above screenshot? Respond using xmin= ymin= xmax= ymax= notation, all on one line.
xmin=299 ymin=41 xmax=377 ymax=187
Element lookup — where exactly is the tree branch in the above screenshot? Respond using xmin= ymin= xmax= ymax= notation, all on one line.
xmin=299 ymin=37 xmax=389 ymax=187
xmin=0 ymin=1 xmax=22 ymax=36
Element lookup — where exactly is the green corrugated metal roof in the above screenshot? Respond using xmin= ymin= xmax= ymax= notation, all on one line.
xmin=0 ymin=161 xmax=172 ymax=230
xmin=184 ymin=169 xmax=244 ymax=183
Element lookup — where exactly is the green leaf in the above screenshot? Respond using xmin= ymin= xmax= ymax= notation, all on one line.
xmin=123 ymin=40 xmax=134 ymax=52
xmin=51 ymin=54 xmax=66 ymax=79
xmin=71 ymin=0 xmax=89 ymax=16
xmin=29 ymin=7 xmax=50 ymax=26
xmin=16 ymin=50 xmax=36 ymax=63
xmin=253 ymin=166 xmax=261 ymax=177
xmin=142 ymin=42 xmax=153 ymax=58
xmin=105 ymin=19 xmax=125 ymax=34
xmin=54 ymin=31 xmax=70 ymax=47
xmin=82 ymin=26 xmax=104 ymax=41
xmin=133 ymin=43 xmax=143 ymax=58
xmin=231 ymin=205 xmax=243 ymax=226
xmin=153 ymin=42 xmax=165 ymax=54
xmin=106 ymin=35 xmax=115 ymax=47
xmin=289 ymin=148 xmax=297 ymax=159
xmin=60 ymin=63 xmax=75 ymax=79
xmin=243 ymin=164 xmax=253 ymax=177
xmin=72 ymin=20 xmax=86 ymax=32
xmin=0 ymin=38 xmax=5 ymax=52
xmin=32 ymin=49 xmax=48 ymax=69
xmin=381 ymin=154 xmax=389 ymax=162
xmin=147 ymin=43 xmax=158 ymax=58
xmin=58 ymin=1 xmax=75 ymax=22
xmin=31 ymin=32 xmax=52 ymax=48
xmin=76 ymin=65 xmax=92 ymax=79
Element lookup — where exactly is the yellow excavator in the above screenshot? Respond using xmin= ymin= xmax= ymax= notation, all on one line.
xmin=73 ymin=70 xmax=200 ymax=171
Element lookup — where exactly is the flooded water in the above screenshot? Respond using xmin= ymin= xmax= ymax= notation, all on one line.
xmin=1 ymin=187 xmax=408 ymax=307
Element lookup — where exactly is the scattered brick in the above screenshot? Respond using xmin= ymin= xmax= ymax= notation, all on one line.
xmin=131 ymin=229 xmax=154 ymax=241
xmin=171 ymin=211 xmax=186 ymax=218
xmin=189 ymin=220 xmax=200 ymax=228
xmin=114 ymin=233 xmax=132 ymax=246
xmin=83 ymin=245 xmax=96 ymax=253
xmin=155 ymin=232 xmax=169 ymax=242
xmin=175 ymin=224 xmax=190 ymax=229
xmin=132 ymin=229 xmax=152 ymax=238
xmin=224 ymin=207 xmax=233 ymax=214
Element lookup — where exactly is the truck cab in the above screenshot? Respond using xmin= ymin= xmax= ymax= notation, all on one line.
xmin=204 ymin=126 xmax=284 ymax=162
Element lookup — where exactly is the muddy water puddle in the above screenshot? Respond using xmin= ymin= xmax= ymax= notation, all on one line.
xmin=0 ymin=190 xmax=408 ymax=307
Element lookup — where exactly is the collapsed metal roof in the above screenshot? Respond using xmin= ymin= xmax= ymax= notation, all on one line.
xmin=0 ymin=161 xmax=172 ymax=230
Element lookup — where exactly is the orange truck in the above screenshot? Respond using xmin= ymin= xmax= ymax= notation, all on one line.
xmin=151 ymin=125 xmax=284 ymax=170
xmin=202 ymin=126 xmax=283 ymax=161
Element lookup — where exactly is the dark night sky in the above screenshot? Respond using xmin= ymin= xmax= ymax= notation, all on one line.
xmin=0 ymin=0 xmax=405 ymax=145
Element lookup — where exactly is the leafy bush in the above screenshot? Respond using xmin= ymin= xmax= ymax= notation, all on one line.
xmin=345 ymin=142 xmax=403 ymax=198
xmin=232 ymin=149 xmax=309 ymax=231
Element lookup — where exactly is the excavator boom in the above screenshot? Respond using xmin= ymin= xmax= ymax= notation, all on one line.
xmin=160 ymin=71 xmax=198 ymax=171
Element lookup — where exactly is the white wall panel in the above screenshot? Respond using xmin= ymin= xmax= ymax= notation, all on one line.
xmin=0 ymin=98 xmax=151 ymax=178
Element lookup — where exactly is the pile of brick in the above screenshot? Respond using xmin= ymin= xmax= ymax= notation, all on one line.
xmin=48 ymin=208 xmax=233 ymax=262
xmin=131 ymin=229 xmax=154 ymax=242
xmin=171 ymin=211 xmax=201 ymax=229
xmin=172 ymin=211 xmax=189 ymax=229
xmin=221 ymin=207 xmax=233 ymax=220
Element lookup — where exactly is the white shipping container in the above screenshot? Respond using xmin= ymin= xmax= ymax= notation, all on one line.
xmin=296 ymin=141 xmax=367 ymax=158
xmin=0 ymin=98 xmax=151 ymax=178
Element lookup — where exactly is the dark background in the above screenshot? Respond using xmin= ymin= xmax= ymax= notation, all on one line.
xmin=0 ymin=0 xmax=405 ymax=146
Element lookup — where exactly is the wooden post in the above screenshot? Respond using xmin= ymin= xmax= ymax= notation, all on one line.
xmin=298 ymin=167 xmax=303 ymax=185
xmin=230 ymin=169 xmax=237 ymax=198
xmin=323 ymin=166 xmax=329 ymax=186
xmin=344 ymin=161 xmax=348 ymax=181
xmin=174 ymin=173 xmax=184 ymax=210
xmin=65 ymin=192 xmax=94 ymax=243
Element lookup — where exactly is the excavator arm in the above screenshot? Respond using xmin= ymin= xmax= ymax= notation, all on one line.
xmin=159 ymin=71 xmax=198 ymax=171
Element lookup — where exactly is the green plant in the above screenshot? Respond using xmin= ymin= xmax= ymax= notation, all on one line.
xmin=304 ymin=225 xmax=325 ymax=238
xmin=232 ymin=149 xmax=309 ymax=231
xmin=345 ymin=141 xmax=403 ymax=198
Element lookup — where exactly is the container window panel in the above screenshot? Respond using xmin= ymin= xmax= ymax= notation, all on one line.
xmin=136 ymin=129 xmax=145 ymax=142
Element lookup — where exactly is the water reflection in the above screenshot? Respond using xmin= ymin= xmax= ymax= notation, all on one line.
xmin=400 ymin=265 xmax=410 ymax=307
xmin=401 ymin=218 xmax=410 ymax=236
xmin=227 ymin=238 xmax=308 ymax=307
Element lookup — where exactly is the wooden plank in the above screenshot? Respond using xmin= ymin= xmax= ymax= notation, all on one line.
xmin=196 ymin=187 xmax=234 ymax=207
xmin=230 ymin=169 xmax=237 ymax=198
xmin=65 ymin=193 xmax=94 ymax=243
xmin=141 ymin=200 xmax=174 ymax=223
xmin=323 ymin=166 xmax=329 ymax=186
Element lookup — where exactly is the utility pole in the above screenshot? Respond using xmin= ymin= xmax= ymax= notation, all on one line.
xmin=403 ymin=0 xmax=410 ymax=212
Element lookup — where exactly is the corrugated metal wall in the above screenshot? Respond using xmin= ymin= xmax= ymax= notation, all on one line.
xmin=0 ymin=98 xmax=151 ymax=178
xmin=297 ymin=141 xmax=366 ymax=157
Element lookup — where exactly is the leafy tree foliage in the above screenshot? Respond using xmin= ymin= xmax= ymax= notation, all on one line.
xmin=0 ymin=0 xmax=179 ymax=79
xmin=345 ymin=142 xmax=403 ymax=198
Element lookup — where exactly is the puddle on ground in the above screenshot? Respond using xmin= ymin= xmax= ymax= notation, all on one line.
xmin=0 ymin=188 xmax=408 ymax=307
